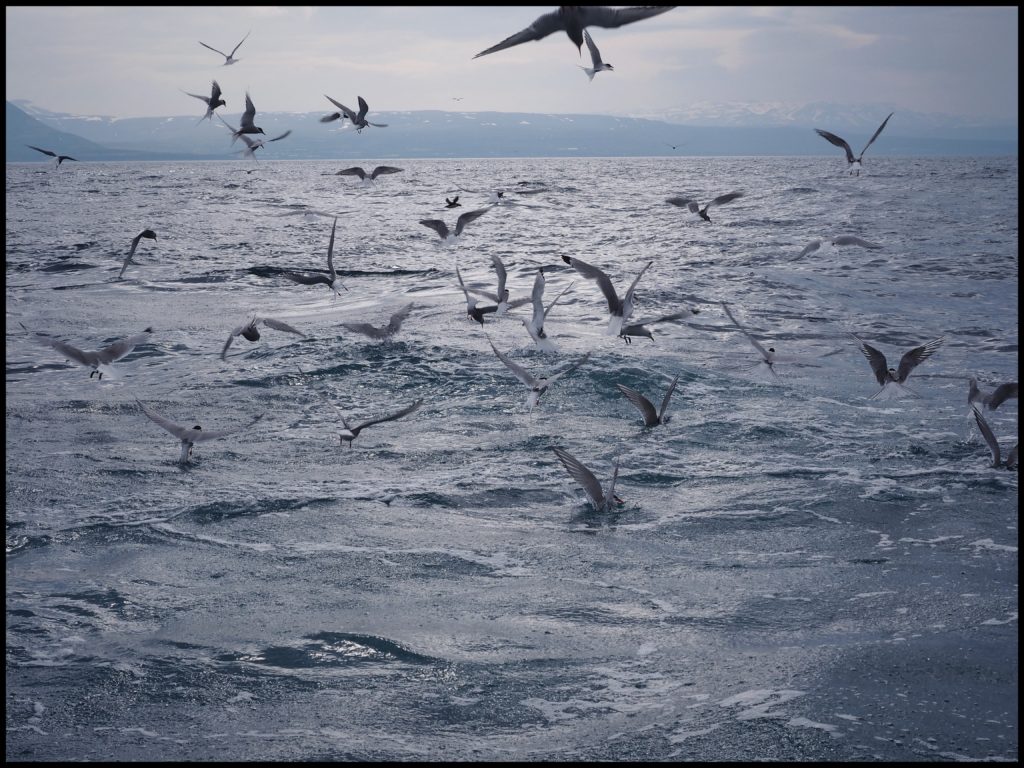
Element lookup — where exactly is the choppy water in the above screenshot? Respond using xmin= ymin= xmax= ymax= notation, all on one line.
xmin=5 ymin=156 xmax=1018 ymax=761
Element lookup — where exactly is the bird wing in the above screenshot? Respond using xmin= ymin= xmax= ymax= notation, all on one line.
xmin=473 ymin=9 xmax=564 ymax=58
xmin=603 ymin=458 xmax=621 ymax=513
xmin=546 ymin=352 xmax=590 ymax=386
xmin=337 ymin=167 xmax=367 ymax=179
xmin=419 ymin=219 xmax=450 ymax=240
xmin=562 ymin=256 xmax=619 ymax=312
xmin=623 ymin=261 xmax=652 ymax=303
xmin=659 ymin=374 xmax=680 ymax=422
xmin=794 ymin=240 xmax=822 ymax=261
xmin=972 ymin=405 xmax=1001 ymax=466
xmin=210 ymin=80 xmax=222 ymax=102
xmin=583 ymin=29 xmax=602 ymax=67
xmin=551 ymin=446 xmax=605 ymax=510
xmin=860 ymin=112 xmax=894 ymax=157
xmin=894 ymin=337 xmax=943 ymax=383
xmin=832 ymin=235 xmax=882 ymax=249
xmin=722 ymin=302 xmax=772 ymax=361
xmin=199 ymin=41 xmax=229 ymax=58
xmin=490 ymin=254 xmax=508 ymax=298
xmin=665 ymin=196 xmax=699 ymax=213
xmin=489 ymin=338 xmax=538 ymax=388
xmin=35 ymin=335 xmax=93 ymax=368
xmin=185 ymin=90 xmax=212 ymax=106
xmin=261 ymin=317 xmax=305 ymax=337
xmin=352 ymin=400 xmax=423 ymax=433
xmin=282 ymin=272 xmax=329 ymax=286
xmin=326 ymin=216 xmax=338 ymax=280
xmin=324 ymin=94 xmax=356 ymax=121
xmin=267 ymin=130 xmax=292 ymax=143
xmin=189 ymin=412 xmax=264 ymax=442
xmin=370 ymin=166 xmax=403 ymax=179
xmin=454 ymin=263 xmax=472 ymax=303
xmin=230 ymin=31 xmax=250 ymax=57
xmin=987 ymin=382 xmax=1018 ymax=410
xmin=852 ymin=335 xmax=890 ymax=387
xmin=97 ymin=329 xmax=151 ymax=364
xmin=136 ymin=398 xmax=192 ymax=441
xmin=240 ymin=92 xmax=257 ymax=130
xmin=365 ymin=121 xmax=388 ymax=128
xmin=28 ymin=145 xmax=57 ymax=158
xmin=580 ymin=5 xmax=677 ymax=29
xmin=529 ymin=269 xmax=547 ymax=328
xmin=708 ymin=191 xmax=743 ymax=207
xmin=356 ymin=96 xmax=370 ymax=121
xmin=644 ymin=311 xmax=697 ymax=325
xmin=387 ymin=303 xmax=415 ymax=334
xmin=220 ymin=328 xmax=240 ymax=359
xmin=616 ymin=383 xmax=659 ymax=426
xmin=544 ymin=280 xmax=574 ymax=321
xmin=814 ymin=129 xmax=855 ymax=164
xmin=454 ymin=207 xmax=490 ymax=236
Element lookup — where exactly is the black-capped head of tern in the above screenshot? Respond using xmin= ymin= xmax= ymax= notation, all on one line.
xmin=814 ymin=112 xmax=894 ymax=176
xmin=616 ymin=374 xmax=679 ymax=428
xmin=221 ymin=316 xmax=306 ymax=360
xmin=666 ymin=191 xmax=744 ymax=223
xmin=473 ymin=6 xmax=676 ymax=59
xmin=27 ymin=145 xmax=78 ymax=167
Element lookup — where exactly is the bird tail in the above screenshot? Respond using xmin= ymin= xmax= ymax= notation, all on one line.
xmin=578 ymin=66 xmax=596 ymax=82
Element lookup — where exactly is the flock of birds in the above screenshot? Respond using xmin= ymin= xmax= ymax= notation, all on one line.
xmin=18 ymin=6 xmax=1019 ymax=510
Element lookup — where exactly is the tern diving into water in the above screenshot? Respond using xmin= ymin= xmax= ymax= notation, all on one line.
xmin=183 ymin=80 xmax=226 ymax=123
xmin=488 ymin=337 xmax=590 ymax=413
xmin=136 ymin=398 xmax=264 ymax=465
xmin=666 ymin=191 xmax=744 ymax=223
xmin=420 ymin=207 xmax=490 ymax=247
xmin=119 ymin=229 xmax=158 ymax=280
xmin=27 ymin=145 xmax=78 ymax=167
xmin=456 ymin=263 xmax=499 ymax=325
xmin=968 ymin=378 xmax=1018 ymax=411
xmin=853 ymin=334 xmax=944 ymax=400
xmin=21 ymin=323 xmax=153 ymax=381
xmin=561 ymin=255 xmax=652 ymax=336
xmin=199 ymin=31 xmax=250 ymax=66
xmin=335 ymin=166 xmax=404 ymax=186
xmin=815 ymin=112 xmax=894 ymax=176
xmin=720 ymin=302 xmax=790 ymax=380
xmin=321 ymin=95 xmax=388 ymax=133
xmin=341 ymin=303 xmax=415 ymax=340
xmin=971 ymin=405 xmax=1018 ymax=470
xmin=579 ymin=30 xmax=613 ymax=80
xmin=793 ymin=235 xmax=883 ymax=262
xmin=473 ymin=6 xmax=676 ymax=59
xmin=616 ymin=374 xmax=679 ymax=427
xmin=282 ymin=217 xmax=347 ymax=296
xmin=550 ymin=446 xmax=622 ymax=513
xmin=221 ymin=316 xmax=306 ymax=360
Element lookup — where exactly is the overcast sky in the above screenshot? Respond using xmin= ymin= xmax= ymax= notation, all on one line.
xmin=5 ymin=6 xmax=1018 ymax=122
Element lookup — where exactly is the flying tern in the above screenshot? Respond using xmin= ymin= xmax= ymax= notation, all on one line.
xmin=420 ymin=207 xmax=490 ymax=246
xmin=793 ymin=235 xmax=883 ymax=262
xmin=815 ymin=112 xmax=894 ymax=176
xmin=523 ymin=267 xmax=574 ymax=352
xmin=119 ymin=229 xmax=158 ymax=279
xmin=282 ymin=217 xmax=347 ymax=295
xmin=335 ymin=166 xmax=404 ymax=185
xmin=199 ymin=31 xmax=250 ymax=66
xmin=971 ymin=405 xmax=1018 ymax=470
xmin=720 ymin=302 xmax=788 ymax=380
xmin=456 ymin=263 xmax=499 ymax=325
xmin=666 ymin=191 xmax=744 ymax=223
xmin=183 ymin=80 xmax=226 ymax=123
xmin=136 ymin=398 xmax=264 ymax=464
xmin=22 ymin=323 xmax=152 ymax=380
xmin=27 ymin=145 xmax=78 ymax=167
xmin=579 ymin=30 xmax=613 ymax=80
xmin=488 ymin=337 xmax=589 ymax=412
xmin=321 ymin=95 xmax=388 ymax=132
xmin=968 ymin=378 xmax=1017 ymax=411
xmin=561 ymin=255 xmax=652 ymax=336
xmin=853 ymin=334 xmax=944 ymax=399
xmin=221 ymin=316 xmax=306 ymax=360
xmin=616 ymin=373 xmax=679 ymax=427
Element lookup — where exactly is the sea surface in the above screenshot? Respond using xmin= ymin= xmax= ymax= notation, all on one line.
xmin=5 ymin=155 xmax=1018 ymax=762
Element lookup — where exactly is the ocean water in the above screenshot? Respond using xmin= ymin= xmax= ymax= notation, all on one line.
xmin=5 ymin=155 xmax=1018 ymax=761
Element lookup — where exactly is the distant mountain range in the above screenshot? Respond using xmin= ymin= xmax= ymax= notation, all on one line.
xmin=7 ymin=100 xmax=1016 ymax=163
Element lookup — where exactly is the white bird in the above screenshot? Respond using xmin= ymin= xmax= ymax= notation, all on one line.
xmin=968 ymin=378 xmax=1018 ymax=411
xmin=136 ymin=398 xmax=264 ymax=464
xmin=561 ymin=255 xmax=652 ymax=336
xmin=199 ymin=31 xmax=250 ymax=66
xmin=119 ymin=229 xmax=158 ymax=280
xmin=419 ymin=207 xmax=490 ymax=246
xmin=321 ymin=95 xmax=388 ymax=132
xmin=579 ymin=30 xmax=614 ymax=80
xmin=853 ymin=334 xmax=944 ymax=399
xmin=814 ymin=112 xmax=894 ymax=176
xmin=971 ymin=405 xmax=1018 ymax=470
xmin=473 ymin=5 xmax=676 ymax=59
xmin=456 ymin=263 xmax=499 ymax=325
xmin=27 ymin=145 xmax=78 ymax=167
xmin=488 ymin=337 xmax=589 ymax=412
xmin=22 ymin=324 xmax=152 ymax=380
xmin=299 ymin=376 xmax=422 ymax=449
xmin=467 ymin=254 xmax=532 ymax=317
xmin=666 ymin=191 xmax=744 ymax=223
xmin=282 ymin=217 xmax=346 ymax=296
xmin=793 ymin=235 xmax=883 ymax=262
xmin=523 ymin=268 xmax=574 ymax=352
xmin=341 ymin=303 xmax=415 ymax=340
xmin=183 ymin=80 xmax=226 ymax=123
xmin=720 ymin=302 xmax=788 ymax=380
xmin=616 ymin=374 xmax=679 ymax=427
xmin=221 ymin=316 xmax=306 ymax=360
xmin=335 ymin=166 xmax=404 ymax=186
xmin=550 ymin=446 xmax=622 ymax=513
xmin=619 ymin=310 xmax=698 ymax=344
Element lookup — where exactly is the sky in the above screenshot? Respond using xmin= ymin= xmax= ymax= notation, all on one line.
xmin=4 ymin=6 xmax=1019 ymax=123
